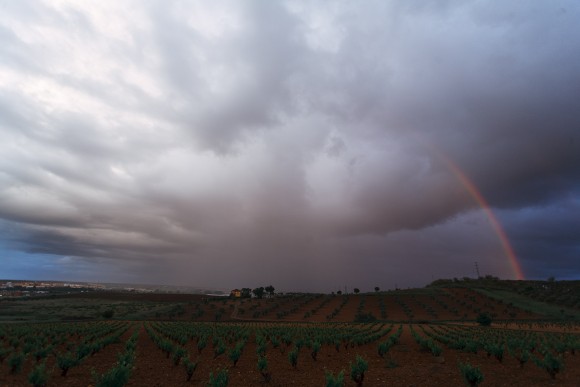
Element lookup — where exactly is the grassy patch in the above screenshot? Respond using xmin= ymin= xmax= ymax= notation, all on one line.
xmin=474 ymin=288 xmax=580 ymax=320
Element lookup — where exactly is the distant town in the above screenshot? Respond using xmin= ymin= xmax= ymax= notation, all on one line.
xmin=0 ymin=279 xmax=228 ymax=298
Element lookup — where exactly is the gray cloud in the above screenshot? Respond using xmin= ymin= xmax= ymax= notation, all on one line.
xmin=1 ymin=0 xmax=579 ymax=290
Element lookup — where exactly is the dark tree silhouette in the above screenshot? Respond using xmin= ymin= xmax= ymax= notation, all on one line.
xmin=476 ymin=312 xmax=492 ymax=326
xmin=252 ymin=287 xmax=265 ymax=299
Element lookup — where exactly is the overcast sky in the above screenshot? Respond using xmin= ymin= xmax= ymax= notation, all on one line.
xmin=1 ymin=1 xmax=579 ymax=292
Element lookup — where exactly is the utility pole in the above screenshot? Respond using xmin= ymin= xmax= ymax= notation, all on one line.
xmin=474 ymin=261 xmax=481 ymax=279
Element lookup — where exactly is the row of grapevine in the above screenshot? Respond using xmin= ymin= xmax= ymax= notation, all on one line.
xmin=415 ymin=323 xmax=580 ymax=380
xmin=2 ymin=320 xmax=579 ymax=386
xmin=0 ymin=321 xmax=132 ymax=386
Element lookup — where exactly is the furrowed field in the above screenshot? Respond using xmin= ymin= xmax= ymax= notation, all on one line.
xmin=1 ymin=283 xmax=580 ymax=386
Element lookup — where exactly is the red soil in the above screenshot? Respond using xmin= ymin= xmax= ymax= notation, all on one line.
xmin=2 ymin=323 xmax=578 ymax=386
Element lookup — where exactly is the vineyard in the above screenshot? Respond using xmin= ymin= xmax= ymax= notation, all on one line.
xmin=1 ymin=284 xmax=579 ymax=386
xmin=1 ymin=287 xmax=552 ymax=324
xmin=0 ymin=319 xmax=579 ymax=386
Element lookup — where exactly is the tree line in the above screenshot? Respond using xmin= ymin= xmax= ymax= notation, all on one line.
xmin=235 ymin=285 xmax=275 ymax=299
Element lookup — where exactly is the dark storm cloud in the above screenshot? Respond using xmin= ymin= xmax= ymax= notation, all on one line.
xmin=142 ymin=1 xmax=308 ymax=153
xmin=1 ymin=0 xmax=579 ymax=289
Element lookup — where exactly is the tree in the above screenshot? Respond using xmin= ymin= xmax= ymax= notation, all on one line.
xmin=374 ymin=286 xmax=380 ymax=292
xmin=337 ymin=290 xmax=342 ymax=295
xmin=241 ymin=288 xmax=252 ymax=298
xmin=265 ymin=285 xmax=275 ymax=297
xmin=476 ymin=312 xmax=492 ymax=326
xmin=252 ymin=287 xmax=265 ymax=299
xmin=353 ymin=288 xmax=360 ymax=294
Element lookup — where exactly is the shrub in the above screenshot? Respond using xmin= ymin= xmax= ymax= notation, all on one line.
xmin=476 ymin=312 xmax=492 ymax=326
xmin=172 ymin=346 xmax=187 ymax=366
xmin=117 ymin=351 xmax=134 ymax=368
xmin=8 ymin=351 xmax=25 ymax=374
xmin=288 ymin=347 xmax=299 ymax=369
xmin=377 ymin=341 xmax=392 ymax=358
xmin=459 ymin=362 xmax=484 ymax=387
xmin=102 ymin=309 xmax=115 ymax=319
xmin=271 ymin=336 xmax=280 ymax=349
xmin=0 ymin=346 xmax=8 ymax=363
xmin=93 ymin=365 xmax=131 ymax=387
xmin=208 ymin=368 xmax=229 ymax=387
xmin=183 ymin=357 xmax=197 ymax=381
xmin=197 ymin=336 xmax=208 ymax=354
xmin=76 ymin=343 xmax=92 ymax=360
xmin=517 ymin=350 xmax=530 ymax=368
xmin=57 ymin=352 xmax=78 ymax=376
xmin=354 ymin=312 xmax=377 ymax=323
xmin=295 ymin=338 xmax=305 ymax=350
xmin=325 ymin=369 xmax=345 ymax=387
xmin=484 ymin=342 xmax=503 ymax=363
xmin=491 ymin=345 xmax=503 ymax=363
xmin=311 ymin=341 xmax=321 ymax=361
xmin=159 ymin=339 xmax=174 ymax=358
xmin=28 ymin=362 xmax=48 ymax=387
xmin=463 ymin=341 xmax=478 ymax=354
xmin=349 ymin=355 xmax=368 ymax=387
xmin=256 ymin=342 xmax=267 ymax=357
xmin=229 ymin=346 xmax=242 ymax=366
xmin=214 ymin=341 xmax=226 ymax=359
xmin=536 ymin=352 xmax=564 ymax=379
xmin=257 ymin=355 xmax=271 ymax=382
xmin=429 ymin=341 xmax=443 ymax=357
xmin=34 ymin=346 xmax=52 ymax=362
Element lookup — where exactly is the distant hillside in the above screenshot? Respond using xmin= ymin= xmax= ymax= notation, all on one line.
xmin=3 ymin=277 xmax=579 ymax=323
xmin=427 ymin=277 xmax=580 ymax=319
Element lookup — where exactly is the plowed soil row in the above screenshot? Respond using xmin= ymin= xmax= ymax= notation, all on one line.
xmin=1 ymin=323 xmax=578 ymax=386
xmin=0 ymin=326 xmax=135 ymax=387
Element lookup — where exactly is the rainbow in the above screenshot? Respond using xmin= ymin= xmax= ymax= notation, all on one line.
xmin=437 ymin=153 xmax=525 ymax=280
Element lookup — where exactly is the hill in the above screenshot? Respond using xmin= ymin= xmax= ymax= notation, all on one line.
xmin=3 ymin=278 xmax=579 ymax=323
xmin=428 ymin=277 xmax=580 ymax=320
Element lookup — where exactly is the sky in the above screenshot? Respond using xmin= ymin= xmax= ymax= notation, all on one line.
xmin=0 ymin=1 xmax=579 ymax=292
